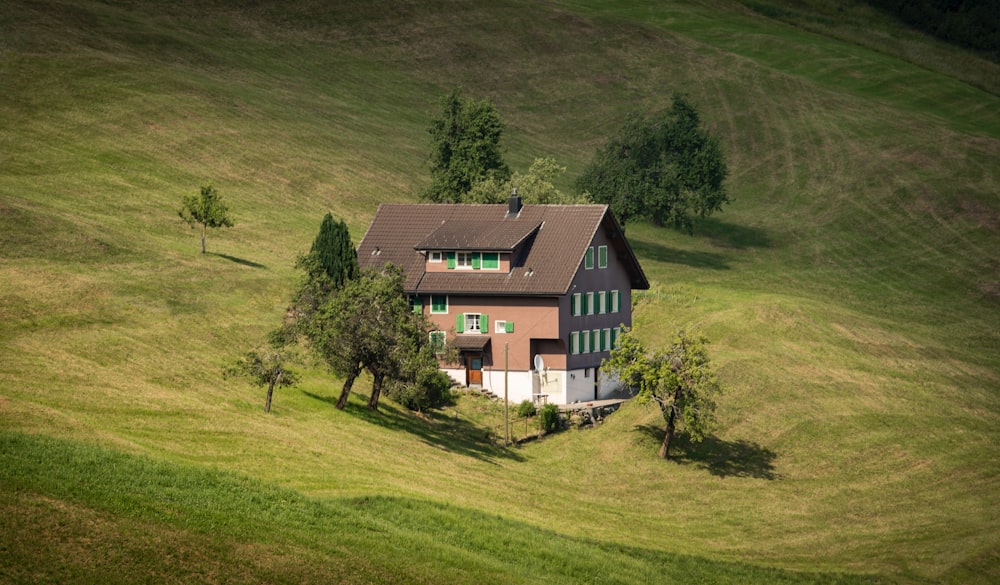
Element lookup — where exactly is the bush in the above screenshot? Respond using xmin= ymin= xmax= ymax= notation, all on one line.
xmin=385 ymin=367 xmax=453 ymax=411
xmin=540 ymin=403 xmax=560 ymax=433
xmin=516 ymin=400 xmax=536 ymax=418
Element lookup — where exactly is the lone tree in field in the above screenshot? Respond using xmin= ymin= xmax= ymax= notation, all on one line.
xmin=422 ymin=89 xmax=511 ymax=203
xmin=577 ymin=94 xmax=728 ymax=232
xmin=178 ymin=185 xmax=234 ymax=254
xmin=225 ymin=341 xmax=299 ymax=413
xmin=603 ymin=327 xmax=721 ymax=459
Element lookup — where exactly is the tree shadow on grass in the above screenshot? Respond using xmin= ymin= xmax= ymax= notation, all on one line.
xmin=695 ymin=217 xmax=772 ymax=250
xmin=302 ymin=390 xmax=525 ymax=464
xmin=211 ymin=252 xmax=266 ymax=268
xmin=633 ymin=425 xmax=779 ymax=479
xmin=628 ymin=238 xmax=731 ymax=270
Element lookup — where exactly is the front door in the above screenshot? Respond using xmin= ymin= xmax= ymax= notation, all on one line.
xmin=466 ymin=353 xmax=483 ymax=385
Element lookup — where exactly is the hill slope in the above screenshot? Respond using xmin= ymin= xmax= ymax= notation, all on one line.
xmin=1 ymin=0 xmax=998 ymax=583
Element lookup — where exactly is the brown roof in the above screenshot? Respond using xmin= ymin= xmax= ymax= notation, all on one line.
xmin=415 ymin=220 xmax=541 ymax=251
xmin=357 ymin=203 xmax=648 ymax=296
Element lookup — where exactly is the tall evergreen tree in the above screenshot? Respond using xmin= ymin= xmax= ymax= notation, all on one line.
xmin=309 ymin=213 xmax=358 ymax=289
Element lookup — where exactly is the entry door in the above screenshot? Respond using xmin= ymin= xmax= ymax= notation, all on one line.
xmin=466 ymin=353 xmax=483 ymax=385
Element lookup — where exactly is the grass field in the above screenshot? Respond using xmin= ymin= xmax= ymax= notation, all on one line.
xmin=1 ymin=0 xmax=998 ymax=583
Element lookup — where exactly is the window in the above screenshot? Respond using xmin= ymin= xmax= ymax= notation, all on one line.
xmin=430 ymin=295 xmax=448 ymax=314
xmin=586 ymin=292 xmax=594 ymax=315
xmin=612 ymin=327 xmax=621 ymax=349
xmin=582 ymin=329 xmax=590 ymax=353
xmin=603 ymin=328 xmax=611 ymax=351
xmin=572 ymin=293 xmax=582 ymax=316
xmin=585 ymin=246 xmax=595 ymax=270
xmin=429 ymin=251 xmax=442 ymax=263
xmin=611 ymin=290 xmax=621 ymax=313
xmin=409 ymin=295 xmax=423 ymax=315
xmin=495 ymin=320 xmax=506 ymax=334
xmin=598 ymin=291 xmax=607 ymax=314
xmin=598 ymin=245 xmax=608 ymax=269
xmin=592 ymin=329 xmax=600 ymax=352
xmin=429 ymin=331 xmax=446 ymax=352
xmin=570 ymin=331 xmax=580 ymax=355
xmin=456 ymin=252 xmax=473 ymax=269
xmin=461 ymin=313 xmax=485 ymax=333
xmin=482 ymin=252 xmax=499 ymax=270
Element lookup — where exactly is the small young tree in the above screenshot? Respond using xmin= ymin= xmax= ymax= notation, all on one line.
xmin=603 ymin=327 xmax=721 ymax=459
xmin=422 ymin=89 xmax=510 ymax=203
xmin=178 ymin=185 xmax=234 ymax=254
xmin=225 ymin=342 xmax=299 ymax=413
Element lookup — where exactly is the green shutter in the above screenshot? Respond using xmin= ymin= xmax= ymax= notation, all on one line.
xmin=505 ymin=321 xmax=514 ymax=333
xmin=472 ymin=253 xmax=481 ymax=270
xmin=482 ymin=253 xmax=499 ymax=269
xmin=480 ymin=314 xmax=488 ymax=333
xmin=412 ymin=296 xmax=423 ymax=314
xmin=585 ymin=247 xmax=594 ymax=269
xmin=447 ymin=252 xmax=456 ymax=269
xmin=456 ymin=313 xmax=464 ymax=333
xmin=598 ymin=246 xmax=608 ymax=268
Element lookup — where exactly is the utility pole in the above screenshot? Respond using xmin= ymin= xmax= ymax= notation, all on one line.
xmin=504 ymin=341 xmax=509 ymax=446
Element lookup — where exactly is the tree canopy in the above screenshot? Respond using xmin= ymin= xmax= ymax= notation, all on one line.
xmin=422 ymin=89 xmax=511 ymax=203
xmin=466 ymin=156 xmax=590 ymax=205
xmin=602 ymin=327 xmax=721 ymax=459
xmin=577 ymin=94 xmax=729 ymax=232
xmin=178 ymin=185 xmax=234 ymax=254
xmin=303 ymin=264 xmax=443 ymax=412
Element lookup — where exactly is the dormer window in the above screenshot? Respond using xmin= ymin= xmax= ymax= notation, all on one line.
xmin=456 ymin=252 xmax=473 ymax=269
xmin=429 ymin=251 xmax=442 ymax=263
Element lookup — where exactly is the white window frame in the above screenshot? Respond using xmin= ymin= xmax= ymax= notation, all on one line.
xmin=465 ymin=313 xmax=481 ymax=333
xmin=430 ymin=295 xmax=448 ymax=314
xmin=603 ymin=328 xmax=611 ymax=352
xmin=586 ymin=292 xmax=594 ymax=315
xmin=495 ymin=320 xmax=507 ymax=334
xmin=481 ymin=252 xmax=500 ymax=271
xmin=585 ymin=246 xmax=595 ymax=270
xmin=598 ymin=291 xmax=607 ymax=314
xmin=570 ymin=331 xmax=579 ymax=355
xmin=456 ymin=252 xmax=473 ymax=269
xmin=572 ymin=293 xmax=582 ymax=316
xmin=582 ymin=329 xmax=591 ymax=353
xmin=429 ymin=251 xmax=443 ymax=263
xmin=611 ymin=290 xmax=621 ymax=313
xmin=598 ymin=245 xmax=608 ymax=269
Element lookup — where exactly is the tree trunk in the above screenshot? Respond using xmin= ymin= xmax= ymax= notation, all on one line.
xmin=368 ymin=372 xmax=384 ymax=411
xmin=659 ymin=404 xmax=677 ymax=459
xmin=265 ymin=380 xmax=275 ymax=413
xmin=200 ymin=223 xmax=207 ymax=254
xmin=336 ymin=367 xmax=359 ymax=410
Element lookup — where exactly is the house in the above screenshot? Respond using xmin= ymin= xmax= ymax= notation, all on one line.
xmin=356 ymin=195 xmax=649 ymax=405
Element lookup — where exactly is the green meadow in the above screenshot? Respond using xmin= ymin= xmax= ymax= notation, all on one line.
xmin=1 ymin=0 xmax=998 ymax=583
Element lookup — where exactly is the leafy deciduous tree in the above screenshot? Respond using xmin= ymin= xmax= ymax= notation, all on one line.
xmin=422 ymin=89 xmax=511 ymax=203
xmin=602 ymin=327 xmax=721 ymax=459
xmin=466 ymin=156 xmax=590 ymax=205
xmin=305 ymin=264 xmax=439 ymax=412
xmin=577 ymin=94 xmax=728 ymax=232
xmin=178 ymin=185 xmax=234 ymax=254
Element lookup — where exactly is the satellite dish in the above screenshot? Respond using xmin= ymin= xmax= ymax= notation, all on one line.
xmin=534 ymin=354 xmax=545 ymax=372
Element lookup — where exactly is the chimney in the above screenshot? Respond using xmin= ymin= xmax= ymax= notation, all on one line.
xmin=508 ymin=187 xmax=522 ymax=217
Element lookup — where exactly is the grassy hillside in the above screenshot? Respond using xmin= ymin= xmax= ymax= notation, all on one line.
xmin=1 ymin=0 xmax=998 ymax=583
